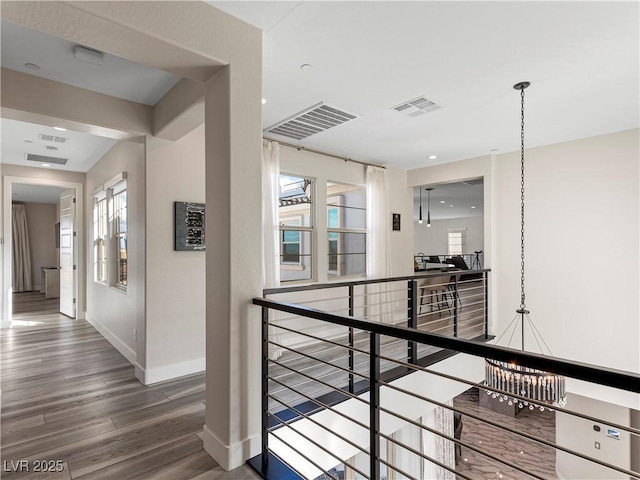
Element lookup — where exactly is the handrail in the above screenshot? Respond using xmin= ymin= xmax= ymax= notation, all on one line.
xmin=253 ymin=296 xmax=640 ymax=393
xmin=263 ymin=268 xmax=491 ymax=295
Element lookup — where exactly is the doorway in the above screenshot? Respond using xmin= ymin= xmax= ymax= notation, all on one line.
xmin=413 ymin=178 xmax=485 ymax=270
xmin=2 ymin=176 xmax=84 ymax=328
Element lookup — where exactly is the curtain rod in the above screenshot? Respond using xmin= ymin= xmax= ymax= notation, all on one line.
xmin=265 ymin=137 xmax=386 ymax=170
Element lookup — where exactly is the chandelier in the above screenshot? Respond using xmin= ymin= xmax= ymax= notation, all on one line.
xmin=484 ymin=82 xmax=567 ymax=411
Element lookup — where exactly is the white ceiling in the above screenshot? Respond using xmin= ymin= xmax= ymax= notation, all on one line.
xmin=1 ymin=2 xmax=638 ymax=184
xmin=0 ymin=18 xmax=180 ymax=180
xmin=414 ymin=180 xmax=484 ymax=221
xmin=12 ymin=184 xmax=68 ymax=204
xmin=212 ymin=1 xmax=639 ymax=169
xmin=1 ymin=118 xmax=118 ymax=173
xmin=0 ymin=19 xmax=181 ymax=107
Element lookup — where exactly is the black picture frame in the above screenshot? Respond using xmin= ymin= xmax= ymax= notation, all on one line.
xmin=174 ymin=201 xmax=206 ymax=251
xmin=392 ymin=213 xmax=401 ymax=231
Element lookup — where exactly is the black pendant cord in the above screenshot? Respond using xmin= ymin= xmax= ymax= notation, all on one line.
xmin=514 ymin=81 xmax=530 ymax=351
xmin=519 ymin=85 xmax=526 ymax=312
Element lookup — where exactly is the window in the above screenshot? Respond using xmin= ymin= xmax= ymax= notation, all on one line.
xmin=92 ymin=172 xmax=127 ymax=289
xmin=448 ymin=229 xmax=466 ymax=256
xmin=112 ymin=185 xmax=127 ymax=288
xmin=93 ymin=194 xmax=108 ymax=283
xmin=327 ymin=182 xmax=366 ymax=278
xmin=279 ymin=175 xmax=313 ymax=282
xmin=281 ymin=218 xmax=302 ymax=263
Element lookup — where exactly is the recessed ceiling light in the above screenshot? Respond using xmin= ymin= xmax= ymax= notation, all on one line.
xmin=428 ymin=155 xmax=438 ymax=160
xmin=41 ymin=163 xmax=52 ymax=167
xmin=300 ymin=63 xmax=312 ymax=70
xmin=24 ymin=63 xmax=40 ymax=70
xmin=440 ymin=200 xmax=445 ymax=204
xmin=471 ymin=206 xmax=476 ymax=209
xmin=262 ymin=98 xmax=267 ymax=105
xmin=449 ymin=205 xmax=453 ymax=207
xmin=53 ymin=127 xmax=67 ymax=131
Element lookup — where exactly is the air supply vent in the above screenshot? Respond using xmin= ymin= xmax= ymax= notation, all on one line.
xmin=461 ymin=178 xmax=483 ymax=186
xmin=265 ymin=102 xmax=359 ymax=140
xmin=392 ymin=96 xmax=442 ymax=117
xmin=26 ymin=154 xmax=68 ymax=165
xmin=38 ymin=133 xmax=67 ymax=143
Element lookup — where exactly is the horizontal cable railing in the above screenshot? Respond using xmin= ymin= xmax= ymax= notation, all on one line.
xmin=251 ymin=295 xmax=640 ymax=480
xmin=263 ymin=271 xmax=490 ymax=410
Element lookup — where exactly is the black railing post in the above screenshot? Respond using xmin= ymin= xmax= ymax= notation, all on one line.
xmin=261 ymin=306 xmax=269 ymax=469
xmin=453 ymin=274 xmax=459 ymax=337
xmin=370 ymin=332 xmax=380 ymax=480
xmin=408 ymin=280 xmax=418 ymax=364
xmin=484 ymin=271 xmax=489 ymax=340
xmin=348 ymin=284 xmax=355 ymax=394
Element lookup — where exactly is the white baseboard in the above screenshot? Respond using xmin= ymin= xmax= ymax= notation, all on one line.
xmin=135 ymin=357 xmax=205 ymax=385
xmin=201 ymin=424 xmax=260 ymax=471
xmin=85 ymin=311 xmax=136 ymax=365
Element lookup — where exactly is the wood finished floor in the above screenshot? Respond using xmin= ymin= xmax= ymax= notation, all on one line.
xmin=1 ymin=292 xmax=260 ymax=480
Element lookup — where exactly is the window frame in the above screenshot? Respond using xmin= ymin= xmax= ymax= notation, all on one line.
xmin=448 ymin=228 xmax=466 ymax=256
xmin=278 ymin=174 xmax=314 ymax=282
xmin=326 ymin=182 xmax=366 ymax=280
xmin=92 ymin=172 xmax=127 ymax=291
xmin=111 ymin=182 xmax=127 ymax=290
xmin=93 ymin=192 xmax=108 ymax=284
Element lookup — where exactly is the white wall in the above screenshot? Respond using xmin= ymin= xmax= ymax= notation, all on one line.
xmin=414 ymin=215 xmax=483 ymax=258
xmin=387 ymin=166 xmax=414 ymax=277
xmin=85 ymin=140 xmax=145 ymax=366
xmin=24 ymin=202 xmax=57 ymax=290
xmin=556 ymin=393 xmax=631 ymax=480
xmin=144 ymin=125 xmax=205 ymax=383
xmin=492 ymin=129 xmax=639 ymax=380
xmin=408 ymin=130 xmax=640 ymax=383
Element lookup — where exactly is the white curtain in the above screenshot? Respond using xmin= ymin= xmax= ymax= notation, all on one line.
xmin=365 ymin=165 xmax=393 ymax=323
xmin=12 ymin=203 xmax=32 ymax=292
xmin=421 ymin=401 xmax=455 ymax=480
xmin=262 ymin=139 xmax=283 ymax=359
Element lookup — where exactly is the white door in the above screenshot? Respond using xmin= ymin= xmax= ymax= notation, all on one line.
xmin=59 ymin=190 xmax=76 ymax=318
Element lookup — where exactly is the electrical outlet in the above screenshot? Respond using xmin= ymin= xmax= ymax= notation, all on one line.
xmin=595 ymin=441 xmax=600 ymax=450
xmin=133 ymin=328 xmax=137 ymax=341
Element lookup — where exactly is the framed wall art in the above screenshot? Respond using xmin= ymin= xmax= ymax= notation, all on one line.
xmin=174 ymin=201 xmax=206 ymax=251
xmin=392 ymin=213 xmax=401 ymax=231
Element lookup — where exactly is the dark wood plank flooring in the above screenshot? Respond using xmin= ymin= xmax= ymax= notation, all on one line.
xmin=1 ymin=292 xmax=260 ymax=480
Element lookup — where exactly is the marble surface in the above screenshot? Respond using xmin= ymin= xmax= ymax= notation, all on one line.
xmin=453 ymin=389 xmax=557 ymax=480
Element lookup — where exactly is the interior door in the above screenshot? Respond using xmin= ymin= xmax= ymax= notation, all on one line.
xmin=59 ymin=190 xmax=76 ymax=318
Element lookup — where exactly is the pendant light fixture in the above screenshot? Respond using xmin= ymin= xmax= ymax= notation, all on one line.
xmin=418 ymin=188 xmax=423 ymax=224
xmin=426 ymin=188 xmax=433 ymax=227
xmin=484 ymin=82 xmax=566 ymax=411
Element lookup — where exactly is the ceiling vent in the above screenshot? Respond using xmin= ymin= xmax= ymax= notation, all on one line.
xmin=26 ymin=154 xmax=68 ymax=165
xmin=392 ymin=96 xmax=442 ymax=117
xmin=265 ymin=102 xmax=359 ymax=140
xmin=38 ymin=133 xmax=67 ymax=143
xmin=461 ymin=178 xmax=484 ymax=186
